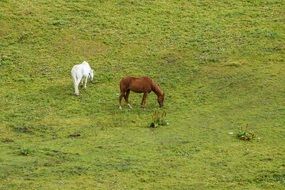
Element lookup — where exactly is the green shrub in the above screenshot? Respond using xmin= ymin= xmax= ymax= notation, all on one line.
xmin=19 ymin=148 xmax=33 ymax=156
xmin=237 ymin=125 xmax=255 ymax=141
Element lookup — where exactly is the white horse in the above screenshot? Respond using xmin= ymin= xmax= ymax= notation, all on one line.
xmin=71 ymin=61 xmax=94 ymax=95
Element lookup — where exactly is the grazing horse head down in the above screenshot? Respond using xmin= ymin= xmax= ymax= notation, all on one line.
xmin=152 ymin=83 xmax=165 ymax=108
xmin=157 ymin=92 xmax=165 ymax=108
xmin=89 ymin=69 xmax=94 ymax=81
xmin=119 ymin=76 xmax=165 ymax=109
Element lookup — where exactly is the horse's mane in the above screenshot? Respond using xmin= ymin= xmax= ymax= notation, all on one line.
xmin=152 ymin=81 xmax=164 ymax=97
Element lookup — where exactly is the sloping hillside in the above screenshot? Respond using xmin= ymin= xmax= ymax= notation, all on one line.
xmin=0 ymin=1 xmax=284 ymax=189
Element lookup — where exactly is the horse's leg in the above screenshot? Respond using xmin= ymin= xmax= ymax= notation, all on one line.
xmin=84 ymin=76 xmax=88 ymax=88
xmin=119 ymin=92 xmax=125 ymax=109
xmin=125 ymin=90 xmax=132 ymax=109
xmin=79 ymin=75 xmax=84 ymax=87
xmin=141 ymin=92 xmax=148 ymax=108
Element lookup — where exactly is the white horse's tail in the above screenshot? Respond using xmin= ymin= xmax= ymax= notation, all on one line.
xmin=71 ymin=67 xmax=81 ymax=95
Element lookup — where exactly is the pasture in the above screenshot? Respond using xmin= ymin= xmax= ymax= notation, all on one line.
xmin=0 ymin=0 xmax=284 ymax=189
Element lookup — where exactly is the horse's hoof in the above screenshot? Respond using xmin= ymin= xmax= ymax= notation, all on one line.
xmin=119 ymin=106 xmax=122 ymax=110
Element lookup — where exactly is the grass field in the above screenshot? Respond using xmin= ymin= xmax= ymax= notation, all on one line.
xmin=0 ymin=0 xmax=284 ymax=189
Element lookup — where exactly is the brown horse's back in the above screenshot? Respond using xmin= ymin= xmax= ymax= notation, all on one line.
xmin=120 ymin=76 xmax=153 ymax=93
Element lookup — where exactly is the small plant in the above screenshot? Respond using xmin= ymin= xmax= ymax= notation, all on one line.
xmin=149 ymin=110 xmax=169 ymax=128
xmin=237 ymin=124 xmax=255 ymax=141
xmin=19 ymin=148 xmax=33 ymax=156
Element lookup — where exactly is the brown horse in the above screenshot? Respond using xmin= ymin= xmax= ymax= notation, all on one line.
xmin=119 ymin=76 xmax=165 ymax=109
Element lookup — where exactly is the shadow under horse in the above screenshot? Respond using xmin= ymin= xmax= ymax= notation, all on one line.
xmin=119 ymin=76 xmax=165 ymax=109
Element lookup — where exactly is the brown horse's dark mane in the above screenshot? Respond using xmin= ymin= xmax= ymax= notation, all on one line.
xmin=151 ymin=82 xmax=164 ymax=97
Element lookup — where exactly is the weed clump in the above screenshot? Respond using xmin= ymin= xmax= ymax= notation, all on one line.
xmin=12 ymin=125 xmax=33 ymax=134
xmin=237 ymin=125 xmax=255 ymax=141
xmin=68 ymin=132 xmax=81 ymax=138
xmin=19 ymin=148 xmax=33 ymax=156
xmin=1 ymin=138 xmax=14 ymax=143
xmin=149 ymin=110 xmax=169 ymax=128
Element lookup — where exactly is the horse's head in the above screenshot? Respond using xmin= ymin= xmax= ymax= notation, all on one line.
xmin=89 ymin=69 xmax=94 ymax=81
xmin=157 ymin=92 xmax=165 ymax=108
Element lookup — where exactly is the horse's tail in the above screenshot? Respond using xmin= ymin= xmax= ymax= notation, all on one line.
xmin=72 ymin=75 xmax=78 ymax=84
xmin=71 ymin=71 xmax=76 ymax=82
xmin=71 ymin=73 xmax=78 ymax=88
xmin=119 ymin=78 xmax=125 ymax=93
xmin=71 ymin=66 xmax=80 ymax=82
xmin=119 ymin=77 xmax=130 ymax=94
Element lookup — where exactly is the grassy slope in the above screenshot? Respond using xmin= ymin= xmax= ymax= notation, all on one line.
xmin=0 ymin=0 xmax=284 ymax=189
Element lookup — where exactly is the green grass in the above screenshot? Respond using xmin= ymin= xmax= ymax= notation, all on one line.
xmin=0 ymin=0 xmax=284 ymax=189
